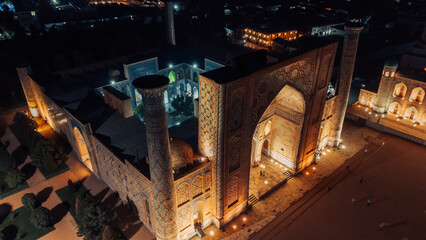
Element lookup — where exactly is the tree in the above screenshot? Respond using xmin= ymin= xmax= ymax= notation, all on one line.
xmin=30 ymin=207 xmax=52 ymax=229
xmin=10 ymin=112 xmax=38 ymax=147
xmin=0 ymin=144 xmax=16 ymax=172
xmin=21 ymin=193 xmax=37 ymax=210
xmin=102 ymin=225 xmax=119 ymax=240
xmin=76 ymin=192 xmax=114 ymax=240
xmin=4 ymin=169 xmax=25 ymax=188
xmin=30 ymin=137 xmax=63 ymax=171
xmin=171 ymin=95 xmax=194 ymax=116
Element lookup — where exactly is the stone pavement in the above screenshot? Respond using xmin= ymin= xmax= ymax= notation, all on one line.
xmin=0 ymin=108 xmax=155 ymax=240
xmin=192 ymin=121 xmax=384 ymax=240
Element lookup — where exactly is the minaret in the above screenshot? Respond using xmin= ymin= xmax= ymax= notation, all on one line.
xmin=328 ymin=22 xmax=364 ymax=147
xmin=165 ymin=0 xmax=176 ymax=45
xmin=373 ymin=59 xmax=399 ymax=113
xmin=133 ymin=75 xmax=177 ymax=240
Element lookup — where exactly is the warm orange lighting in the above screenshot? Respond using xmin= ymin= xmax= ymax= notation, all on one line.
xmin=306 ymin=172 xmax=309 ymax=175
xmin=243 ymin=217 xmax=247 ymax=221
xmin=264 ymin=180 xmax=268 ymax=184
xmin=210 ymin=231 xmax=214 ymax=236
xmin=313 ymin=167 xmax=316 ymax=170
xmin=233 ymin=225 xmax=237 ymax=229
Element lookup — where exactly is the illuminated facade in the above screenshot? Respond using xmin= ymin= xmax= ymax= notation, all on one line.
xmin=18 ymin=25 xmax=369 ymax=238
xmin=243 ymin=28 xmax=299 ymax=48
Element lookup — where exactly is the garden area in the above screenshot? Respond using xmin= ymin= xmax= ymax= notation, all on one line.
xmin=9 ymin=112 xmax=68 ymax=179
xmin=0 ymin=193 xmax=56 ymax=240
xmin=56 ymin=180 xmax=122 ymax=240
xmin=0 ymin=140 xmax=28 ymax=200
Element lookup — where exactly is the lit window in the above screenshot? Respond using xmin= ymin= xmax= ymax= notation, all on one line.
xmin=385 ymin=72 xmax=389 ymax=77
xmin=31 ymin=11 xmax=36 ymax=16
xmin=391 ymin=72 xmax=395 ymax=77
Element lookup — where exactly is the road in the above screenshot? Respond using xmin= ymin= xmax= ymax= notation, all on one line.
xmin=252 ymin=134 xmax=426 ymax=240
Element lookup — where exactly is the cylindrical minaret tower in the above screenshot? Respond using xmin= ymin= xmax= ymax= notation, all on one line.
xmin=328 ymin=22 xmax=364 ymax=147
xmin=373 ymin=59 xmax=399 ymax=113
xmin=133 ymin=75 xmax=177 ymax=240
xmin=165 ymin=0 xmax=176 ymax=46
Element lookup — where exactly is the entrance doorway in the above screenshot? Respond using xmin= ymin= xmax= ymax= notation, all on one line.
xmin=249 ymin=85 xmax=305 ymax=200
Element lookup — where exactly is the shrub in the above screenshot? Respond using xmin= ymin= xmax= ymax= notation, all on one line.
xmin=4 ymin=169 xmax=25 ymax=188
xmin=30 ymin=137 xmax=63 ymax=171
xmin=76 ymin=192 xmax=114 ymax=240
xmin=0 ymin=145 xmax=16 ymax=173
xmin=21 ymin=193 xmax=37 ymax=210
xmin=30 ymin=207 xmax=52 ymax=229
xmin=10 ymin=112 xmax=38 ymax=147
xmin=102 ymin=225 xmax=119 ymax=240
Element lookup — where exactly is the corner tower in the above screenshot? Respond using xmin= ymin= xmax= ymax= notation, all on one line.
xmin=328 ymin=22 xmax=364 ymax=147
xmin=373 ymin=58 xmax=399 ymax=113
xmin=133 ymin=75 xmax=178 ymax=240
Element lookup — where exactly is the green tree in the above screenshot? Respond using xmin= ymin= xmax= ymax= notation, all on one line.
xmin=21 ymin=193 xmax=37 ymax=210
xmin=30 ymin=137 xmax=63 ymax=171
xmin=0 ymin=144 xmax=16 ymax=172
xmin=171 ymin=95 xmax=194 ymax=116
xmin=76 ymin=192 xmax=114 ymax=240
xmin=102 ymin=225 xmax=119 ymax=240
xmin=30 ymin=207 xmax=53 ymax=229
xmin=4 ymin=169 xmax=25 ymax=188
xmin=10 ymin=112 xmax=38 ymax=147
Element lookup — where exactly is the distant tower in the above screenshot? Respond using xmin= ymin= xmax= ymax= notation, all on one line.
xmin=328 ymin=22 xmax=364 ymax=147
xmin=133 ymin=75 xmax=177 ymax=240
xmin=373 ymin=59 xmax=399 ymax=113
xmin=165 ymin=0 xmax=176 ymax=45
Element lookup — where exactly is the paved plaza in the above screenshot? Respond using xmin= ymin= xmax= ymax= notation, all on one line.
xmin=253 ymin=133 xmax=426 ymax=239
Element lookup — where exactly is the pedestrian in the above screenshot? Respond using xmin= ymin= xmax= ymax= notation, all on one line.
xmin=260 ymin=170 xmax=262 ymax=177
xmin=346 ymin=164 xmax=350 ymax=169
xmin=352 ymin=197 xmax=355 ymax=205
xmin=367 ymin=199 xmax=371 ymax=206
xmin=327 ymin=186 xmax=331 ymax=191
xmin=359 ymin=177 xmax=363 ymax=184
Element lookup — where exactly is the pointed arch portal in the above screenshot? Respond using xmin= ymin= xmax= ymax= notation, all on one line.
xmin=73 ymin=127 xmax=93 ymax=171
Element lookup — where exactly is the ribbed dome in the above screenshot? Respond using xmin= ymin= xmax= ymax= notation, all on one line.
xmin=170 ymin=138 xmax=195 ymax=171
xmin=385 ymin=58 xmax=399 ymax=68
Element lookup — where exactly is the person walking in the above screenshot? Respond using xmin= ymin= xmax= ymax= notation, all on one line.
xmin=359 ymin=177 xmax=363 ymax=184
xmin=352 ymin=197 xmax=355 ymax=205
xmin=367 ymin=199 xmax=371 ymax=206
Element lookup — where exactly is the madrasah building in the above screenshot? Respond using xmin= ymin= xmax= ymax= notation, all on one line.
xmin=347 ymin=27 xmax=426 ymax=146
xmin=17 ymin=5 xmax=370 ymax=239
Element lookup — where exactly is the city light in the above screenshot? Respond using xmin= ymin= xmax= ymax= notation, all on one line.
xmin=233 ymin=225 xmax=237 ymax=229
xmin=243 ymin=217 xmax=247 ymax=221
xmin=210 ymin=231 xmax=214 ymax=236
xmin=306 ymin=172 xmax=309 ymax=175
xmin=341 ymin=145 xmax=346 ymax=149
xmin=264 ymin=180 xmax=268 ymax=184
xmin=169 ymin=64 xmax=173 ymax=68
xmin=313 ymin=167 xmax=316 ymax=170
xmin=110 ymin=80 xmax=115 ymax=84
xmin=193 ymin=64 xmax=197 ymax=68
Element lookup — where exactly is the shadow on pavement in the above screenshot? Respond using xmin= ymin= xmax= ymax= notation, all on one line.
xmin=21 ymin=163 xmax=37 ymax=180
xmin=101 ymin=192 xmax=143 ymax=239
xmin=11 ymin=145 xmax=28 ymax=166
xmin=2 ymin=224 xmax=17 ymax=239
xmin=0 ymin=203 xmax=12 ymax=224
xmin=37 ymin=187 xmax=53 ymax=204
xmin=95 ymin=188 xmax=110 ymax=203
xmin=51 ymin=202 xmax=70 ymax=225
